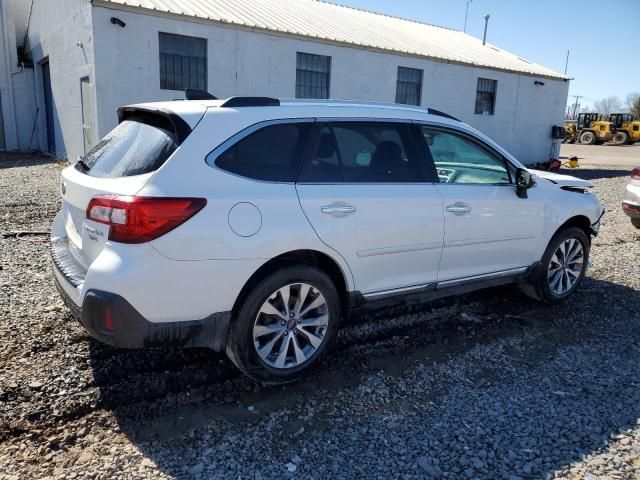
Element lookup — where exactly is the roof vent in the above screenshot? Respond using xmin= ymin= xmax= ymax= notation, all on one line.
xmin=185 ymin=89 xmax=218 ymax=100
xmin=220 ymin=97 xmax=280 ymax=108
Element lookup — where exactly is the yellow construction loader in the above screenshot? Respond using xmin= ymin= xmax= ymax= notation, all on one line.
xmin=564 ymin=113 xmax=615 ymax=144
xmin=579 ymin=113 xmax=614 ymax=144
xmin=610 ymin=113 xmax=640 ymax=145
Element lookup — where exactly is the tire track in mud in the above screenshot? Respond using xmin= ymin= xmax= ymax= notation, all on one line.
xmin=2 ymin=279 xmax=622 ymax=442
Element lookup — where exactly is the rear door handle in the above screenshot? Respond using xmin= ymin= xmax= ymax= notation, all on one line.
xmin=321 ymin=204 xmax=356 ymax=216
xmin=446 ymin=203 xmax=472 ymax=214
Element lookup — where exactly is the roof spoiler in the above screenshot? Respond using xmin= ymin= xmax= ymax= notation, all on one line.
xmin=117 ymin=106 xmax=193 ymax=144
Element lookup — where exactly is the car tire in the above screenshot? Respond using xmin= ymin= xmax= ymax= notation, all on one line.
xmin=226 ymin=265 xmax=341 ymax=384
xmin=632 ymin=218 xmax=640 ymax=229
xmin=523 ymin=226 xmax=590 ymax=304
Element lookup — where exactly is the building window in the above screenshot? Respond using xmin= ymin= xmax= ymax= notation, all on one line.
xmin=296 ymin=52 xmax=331 ymax=99
xmin=475 ymin=78 xmax=497 ymax=115
xmin=159 ymin=32 xmax=207 ymax=91
xmin=395 ymin=67 xmax=423 ymax=106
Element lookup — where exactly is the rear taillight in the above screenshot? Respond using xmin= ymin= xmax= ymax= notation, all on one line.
xmin=623 ymin=202 xmax=640 ymax=213
xmin=86 ymin=195 xmax=206 ymax=244
xmin=631 ymin=167 xmax=640 ymax=180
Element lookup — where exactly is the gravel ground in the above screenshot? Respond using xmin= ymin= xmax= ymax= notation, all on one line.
xmin=1 ymin=153 xmax=639 ymax=479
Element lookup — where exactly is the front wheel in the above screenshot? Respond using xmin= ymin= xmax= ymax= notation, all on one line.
xmin=632 ymin=218 xmax=640 ymax=229
xmin=523 ymin=227 xmax=590 ymax=303
xmin=579 ymin=131 xmax=596 ymax=145
xmin=226 ymin=265 xmax=341 ymax=384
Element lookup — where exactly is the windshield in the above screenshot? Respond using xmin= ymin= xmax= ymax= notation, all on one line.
xmin=79 ymin=118 xmax=178 ymax=178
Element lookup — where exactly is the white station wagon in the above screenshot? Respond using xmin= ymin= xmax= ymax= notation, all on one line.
xmin=51 ymin=95 xmax=604 ymax=382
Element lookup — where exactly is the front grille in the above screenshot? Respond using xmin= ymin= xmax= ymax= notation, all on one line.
xmin=51 ymin=237 xmax=87 ymax=287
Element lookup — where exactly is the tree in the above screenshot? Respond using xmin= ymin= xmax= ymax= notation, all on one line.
xmin=627 ymin=92 xmax=640 ymax=117
xmin=593 ymin=96 xmax=622 ymax=115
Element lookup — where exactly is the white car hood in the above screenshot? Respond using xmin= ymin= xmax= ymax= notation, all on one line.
xmin=529 ymin=169 xmax=593 ymax=188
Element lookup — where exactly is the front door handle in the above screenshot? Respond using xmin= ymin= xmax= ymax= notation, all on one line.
xmin=446 ymin=203 xmax=472 ymax=215
xmin=321 ymin=204 xmax=356 ymax=216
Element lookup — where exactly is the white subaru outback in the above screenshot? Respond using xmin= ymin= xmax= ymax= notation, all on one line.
xmin=51 ymin=96 xmax=603 ymax=382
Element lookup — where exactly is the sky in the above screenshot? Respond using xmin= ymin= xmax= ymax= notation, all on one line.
xmin=337 ymin=0 xmax=640 ymax=111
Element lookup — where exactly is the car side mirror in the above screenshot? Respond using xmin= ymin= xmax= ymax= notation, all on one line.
xmin=515 ymin=168 xmax=534 ymax=199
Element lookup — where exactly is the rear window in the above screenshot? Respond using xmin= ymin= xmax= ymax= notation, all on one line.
xmin=78 ymin=118 xmax=178 ymax=178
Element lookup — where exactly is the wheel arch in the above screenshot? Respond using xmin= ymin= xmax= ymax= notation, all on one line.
xmin=230 ymin=249 xmax=351 ymax=320
xmin=554 ymin=215 xmax=593 ymax=242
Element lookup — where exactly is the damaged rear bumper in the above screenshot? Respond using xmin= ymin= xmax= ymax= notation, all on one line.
xmin=53 ymin=270 xmax=230 ymax=352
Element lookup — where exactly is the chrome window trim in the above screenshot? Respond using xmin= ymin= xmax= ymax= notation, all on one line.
xmin=205 ymin=116 xmax=521 ymax=187
xmin=297 ymin=182 xmax=440 ymax=186
xmin=315 ymin=117 xmax=411 ymax=123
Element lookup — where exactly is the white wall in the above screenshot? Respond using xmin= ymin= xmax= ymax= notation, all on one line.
xmin=95 ymin=6 xmax=567 ymax=165
xmin=0 ymin=1 xmax=38 ymax=152
xmin=27 ymin=0 xmax=95 ymax=160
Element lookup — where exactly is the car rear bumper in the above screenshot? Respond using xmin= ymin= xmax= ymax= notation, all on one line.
xmin=52 ymin=258 xmax=231 ymax=352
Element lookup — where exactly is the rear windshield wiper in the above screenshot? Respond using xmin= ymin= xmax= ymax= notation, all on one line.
xmin=76 ymin=159 xmax=90 ymax=171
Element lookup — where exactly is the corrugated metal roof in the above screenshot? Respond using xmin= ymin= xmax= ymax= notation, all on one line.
xmin=94 ymin=0 xmax=568 ymax=80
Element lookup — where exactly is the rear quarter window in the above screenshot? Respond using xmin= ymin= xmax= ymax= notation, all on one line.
xmin=80 ymin=117 xmax=178 ymax=178
xmin=210 ymin=122 xmax=313 ymax=182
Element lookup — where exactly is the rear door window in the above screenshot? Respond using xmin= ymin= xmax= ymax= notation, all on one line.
xmin=300 ymin=122 xmax=422 ymax=183
xmin=212 ymin=122 xmax=313 ymax=182
xmin=80 ymin=118 xmax=178 ymax=178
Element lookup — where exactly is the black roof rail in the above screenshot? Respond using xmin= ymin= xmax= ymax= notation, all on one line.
xmin=220 ymin=97 xmax=280 ymax=108
xmin=427 ymin=108 xmax=460 ymax=122
xmin=185 ymin=89 xmax=217 ymax=100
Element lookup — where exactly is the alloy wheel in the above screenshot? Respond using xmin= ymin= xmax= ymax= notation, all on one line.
xmin=252 ymin=283 xmax=329 ymax=369
xmin=547 ymin=238 xmax=584 ymax=296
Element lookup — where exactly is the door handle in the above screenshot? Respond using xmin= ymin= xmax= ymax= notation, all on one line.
xmin=446 ymin=203 xmax=472 ymax=214
xmin=321 ymin=204 xmax=356 ymax=216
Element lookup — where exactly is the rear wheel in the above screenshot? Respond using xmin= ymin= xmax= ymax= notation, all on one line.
xmin=523 ymin=227 xmax=590 ymax=303
xmin=632 ymin=218 xmax=640 ymax=229
xmin=226 ymin=265 xmax=340 ymax=384
xmin=613 ymin=131 xmax=629 ymax=146
xmin=579 ymin=131 xmax=596 ymax=145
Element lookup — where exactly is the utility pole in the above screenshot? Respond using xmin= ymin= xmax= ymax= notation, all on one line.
xmin=463 ymin=0 xmax=472 ymax=33
xmin=482 ymin=15 xmax=490 ymax=45
xmin=571 ymin=95 xmax=582 ymax=119
xmin=564 ymin=50 xmax=570 ymax=75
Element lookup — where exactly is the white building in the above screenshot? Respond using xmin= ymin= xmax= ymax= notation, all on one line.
xmin=0 ymin=0 xmax=37 ymax=152
xmin=5 ymin=0 xmax=569 ymax=165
